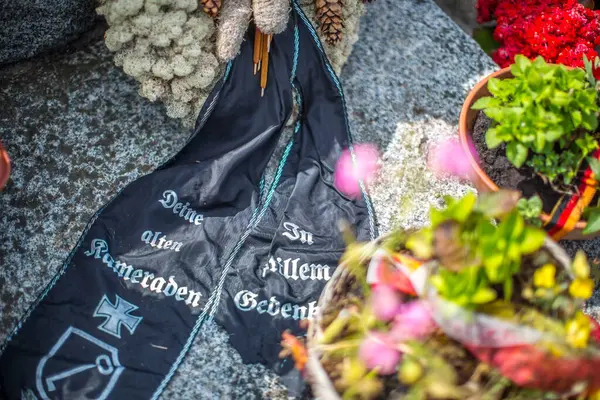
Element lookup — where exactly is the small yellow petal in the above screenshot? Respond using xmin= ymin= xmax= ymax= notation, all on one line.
xmin=572 ymin=251 xmax=590 ymax=280
xmin=569 ymin=278 xmax=594 ymax=300
xmin=533 ymin=264 xmax=556 ymax=289
xmin=589 ymin=390 xmax=600 ymax=400
xmin=565 ymin=311 xmax=592 ymax=349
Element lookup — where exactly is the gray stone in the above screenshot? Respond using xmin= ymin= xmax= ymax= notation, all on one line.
xmin=0 ymin=0 xmax=97 ymax=65
xmin=345 ymin=0 xmax=496 ymax=233
xmin=0 ymin=21 xmax=290 ymax=400
xmin=433 ymin=0 xmax=478 ymax=35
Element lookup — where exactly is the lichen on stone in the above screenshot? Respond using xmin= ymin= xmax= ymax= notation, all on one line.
xmin=370 ymin=120 xmax=474 ymax=234
xmin=97 ymin=0 xmax=364 ymax=127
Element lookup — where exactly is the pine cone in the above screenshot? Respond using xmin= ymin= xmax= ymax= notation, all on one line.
xmin=201 ymin=0 xmax=222 ymax=17
xmin=315 ymin=0 xmax=344 ymax=45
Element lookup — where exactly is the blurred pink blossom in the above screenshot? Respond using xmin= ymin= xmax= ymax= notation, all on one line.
xmin=428 ymin=137 xmax=479 ymax=181
xmin=334 ymin=144 xmax=380 ymax=198
xmin=370 ymin=284 xmax=404 ymax=322
xmin=358 ymin=332 xmax=401 ymax=375
xmin=389 ymin=300 xmax=436 ymax=342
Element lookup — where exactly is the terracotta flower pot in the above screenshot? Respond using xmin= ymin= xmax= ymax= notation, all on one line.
xmin=0 ymin=141 xmax=10 ymax=191
xmin=458 ymin=67 xmax=594 ymax=240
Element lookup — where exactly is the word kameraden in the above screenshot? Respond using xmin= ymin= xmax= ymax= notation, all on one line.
xmin=84 ymin=238 xmax=203 ymax=308
xmin=159 ymin=190 xmax=204 ymax=225
xmin=262 ymin=256 xmax=332 ymax=281
xmin=234 ymin=290 xmax=319 ymax=320
xmin=141 ymin=230 xmax=183 ymax=252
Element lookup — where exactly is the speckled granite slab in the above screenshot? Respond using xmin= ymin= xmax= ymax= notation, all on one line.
xmin=2 ymin=0 xmax=599 ymax=398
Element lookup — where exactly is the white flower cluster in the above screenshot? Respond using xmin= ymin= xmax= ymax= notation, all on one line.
xmin=97 ymin=0 xmax=364 ymax=127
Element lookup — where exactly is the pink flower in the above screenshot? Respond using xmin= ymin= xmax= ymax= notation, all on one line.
xmin=389 ymin=301 xmax=436 ymax=342
xmin=370 ymin=284 xmax=404 ymax=322
xmin=358 ymin=333 xmax=401 ymax=375
xmin=428 ymin=137 xmax=478 ymax=181
xmin=334 ymin=144 xmax=380 ymax=198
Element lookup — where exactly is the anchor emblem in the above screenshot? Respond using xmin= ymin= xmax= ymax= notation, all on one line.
xmin=35 ymin=327 xmax=124 ymax=400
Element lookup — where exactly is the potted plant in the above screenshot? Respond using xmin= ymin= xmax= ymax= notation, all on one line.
xmin=459 ymin=55 xmax=600 ymax=240
xmin=0 ymin=140 xmax=10 ymax=191
xmin=279 ymin=191 xmax=600 ymax=399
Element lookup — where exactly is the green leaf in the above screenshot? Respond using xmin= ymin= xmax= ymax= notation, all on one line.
xmin=483 ymin=107 xmax=505 ymax=121
xmin=551 ymin=90 xmax=570 ymax=106
xmin=472 ymin=26 xmax=500 ymax=56
xmin=487 ymin=78 xmax=502 ymax=96
xmin=571 ymin=110 xmax=583 ymax=127
xmin=534 ymin=132 xmax=546 ymax=152
xmin=484 ymin=258 xmax=503 ymax=282
xmin=472 ymin=96 xmax=500 ymax=110
xmin=581 ymin=111 xmax=599 ymax=131
xmin=430 ymin=274 xmax=447 ymax=294
xmin=519 ymin=227 xmax=546 ymax=254
xmin=528 ymin=195 xmax=543 ymax=213
xmin=583 ymin=208 xmax=600 ymax=235
xmin=485 ymin=127 xmax=503 ymax=148
xmin=588 ymin=157 xmax=600 ymax=177
xmin=471 ymin=287 xmax=497 ymax=304
xmin=504 ymin=277 xmax=513 ymax=302
xmin=451 ymin=192 xmax=477 ymax=223
xmin=584 ymin=54 xmax=597 ymax=86
xmin=511 ymin=55 xmax=531 ymax=77
xmin=506 ymin=142 xmax=528 ymax=168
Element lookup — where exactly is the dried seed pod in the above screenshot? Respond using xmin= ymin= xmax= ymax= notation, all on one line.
xmin=315 ymin=0 xmax=345 ymax=45
xmin=253 ymin=0 xmax=291 ymax=34
xmin=216 ymin=0 xmax=253 ymax=61
xmin=200 ymin=0 xmax=222 ymax=17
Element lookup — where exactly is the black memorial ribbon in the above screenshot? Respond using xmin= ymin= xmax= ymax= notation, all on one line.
xmin=0 ymin=5 xmax=376 ymax=399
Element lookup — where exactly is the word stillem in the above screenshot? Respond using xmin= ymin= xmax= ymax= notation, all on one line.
xmin=262 ymin=256 xmax=332 ymax=281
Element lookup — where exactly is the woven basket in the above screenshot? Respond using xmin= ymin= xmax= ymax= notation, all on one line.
xmin=304 ymin=236 xmax=574 ymax=399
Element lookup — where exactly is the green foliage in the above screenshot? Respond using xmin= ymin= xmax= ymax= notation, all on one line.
xmin=516 ymin=195 xmax=543 ymax=227
xmin=583 ymin=207 xmax=600 ymax=235
xmin=402 ymin=341 xmax=465 ymax=400
xmin=412 ymin=191 xmax=547 ymax=308
xmin=430 ymin=267 xmax=497 ymax=307
xmin=472 ymin=55 xmax=600 ymax=187
xmin=472 ymin=26 xmax=500 ymax=56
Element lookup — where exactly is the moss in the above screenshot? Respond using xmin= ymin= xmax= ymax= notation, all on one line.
xmin=98 ymin=0 xmax=365 ymax=127
xmin=389 ymin=162 xmax=429 ymax=230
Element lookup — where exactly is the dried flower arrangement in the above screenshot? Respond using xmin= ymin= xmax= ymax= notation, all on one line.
xmin=280 ymin=190 xmax=600 ymax=399
xmin=97 ymin=0 xmax=372 ymax=126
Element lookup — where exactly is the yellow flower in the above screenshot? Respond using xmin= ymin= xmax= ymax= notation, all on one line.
xmin=569 ymin=277 xmax=594 ymax=300
xmin=589 ymin=389 xmax=600 ymax=400
xmin=566 ymin=311 xmax=591 ymax=349
xmin=533 ymin=264 xmax=556 ymax=289
xmin=573 ymin=250 xmax=591 ymax=280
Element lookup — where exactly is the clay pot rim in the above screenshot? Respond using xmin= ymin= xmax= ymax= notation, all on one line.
xmin=458 ymin=66 xmax=587 ymax=230
xmin=0 ymin=142 xmax=9 ymax=191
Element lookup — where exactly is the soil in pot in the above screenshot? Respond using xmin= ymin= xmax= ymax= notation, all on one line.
xmin=472 ymin=111 xmax=598 ymax=215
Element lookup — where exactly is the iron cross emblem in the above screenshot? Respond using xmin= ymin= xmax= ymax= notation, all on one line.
xmin=93 ymin=294 xmax=143 ymax=339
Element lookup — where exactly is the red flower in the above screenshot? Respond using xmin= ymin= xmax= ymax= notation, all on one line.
xmin=480 ymin=0 xmax=600 ymax=69
xmin=589 ymin=316 xmax=600 ymax=343
xmin=468 ymin=344 xmax=600 ymax=393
